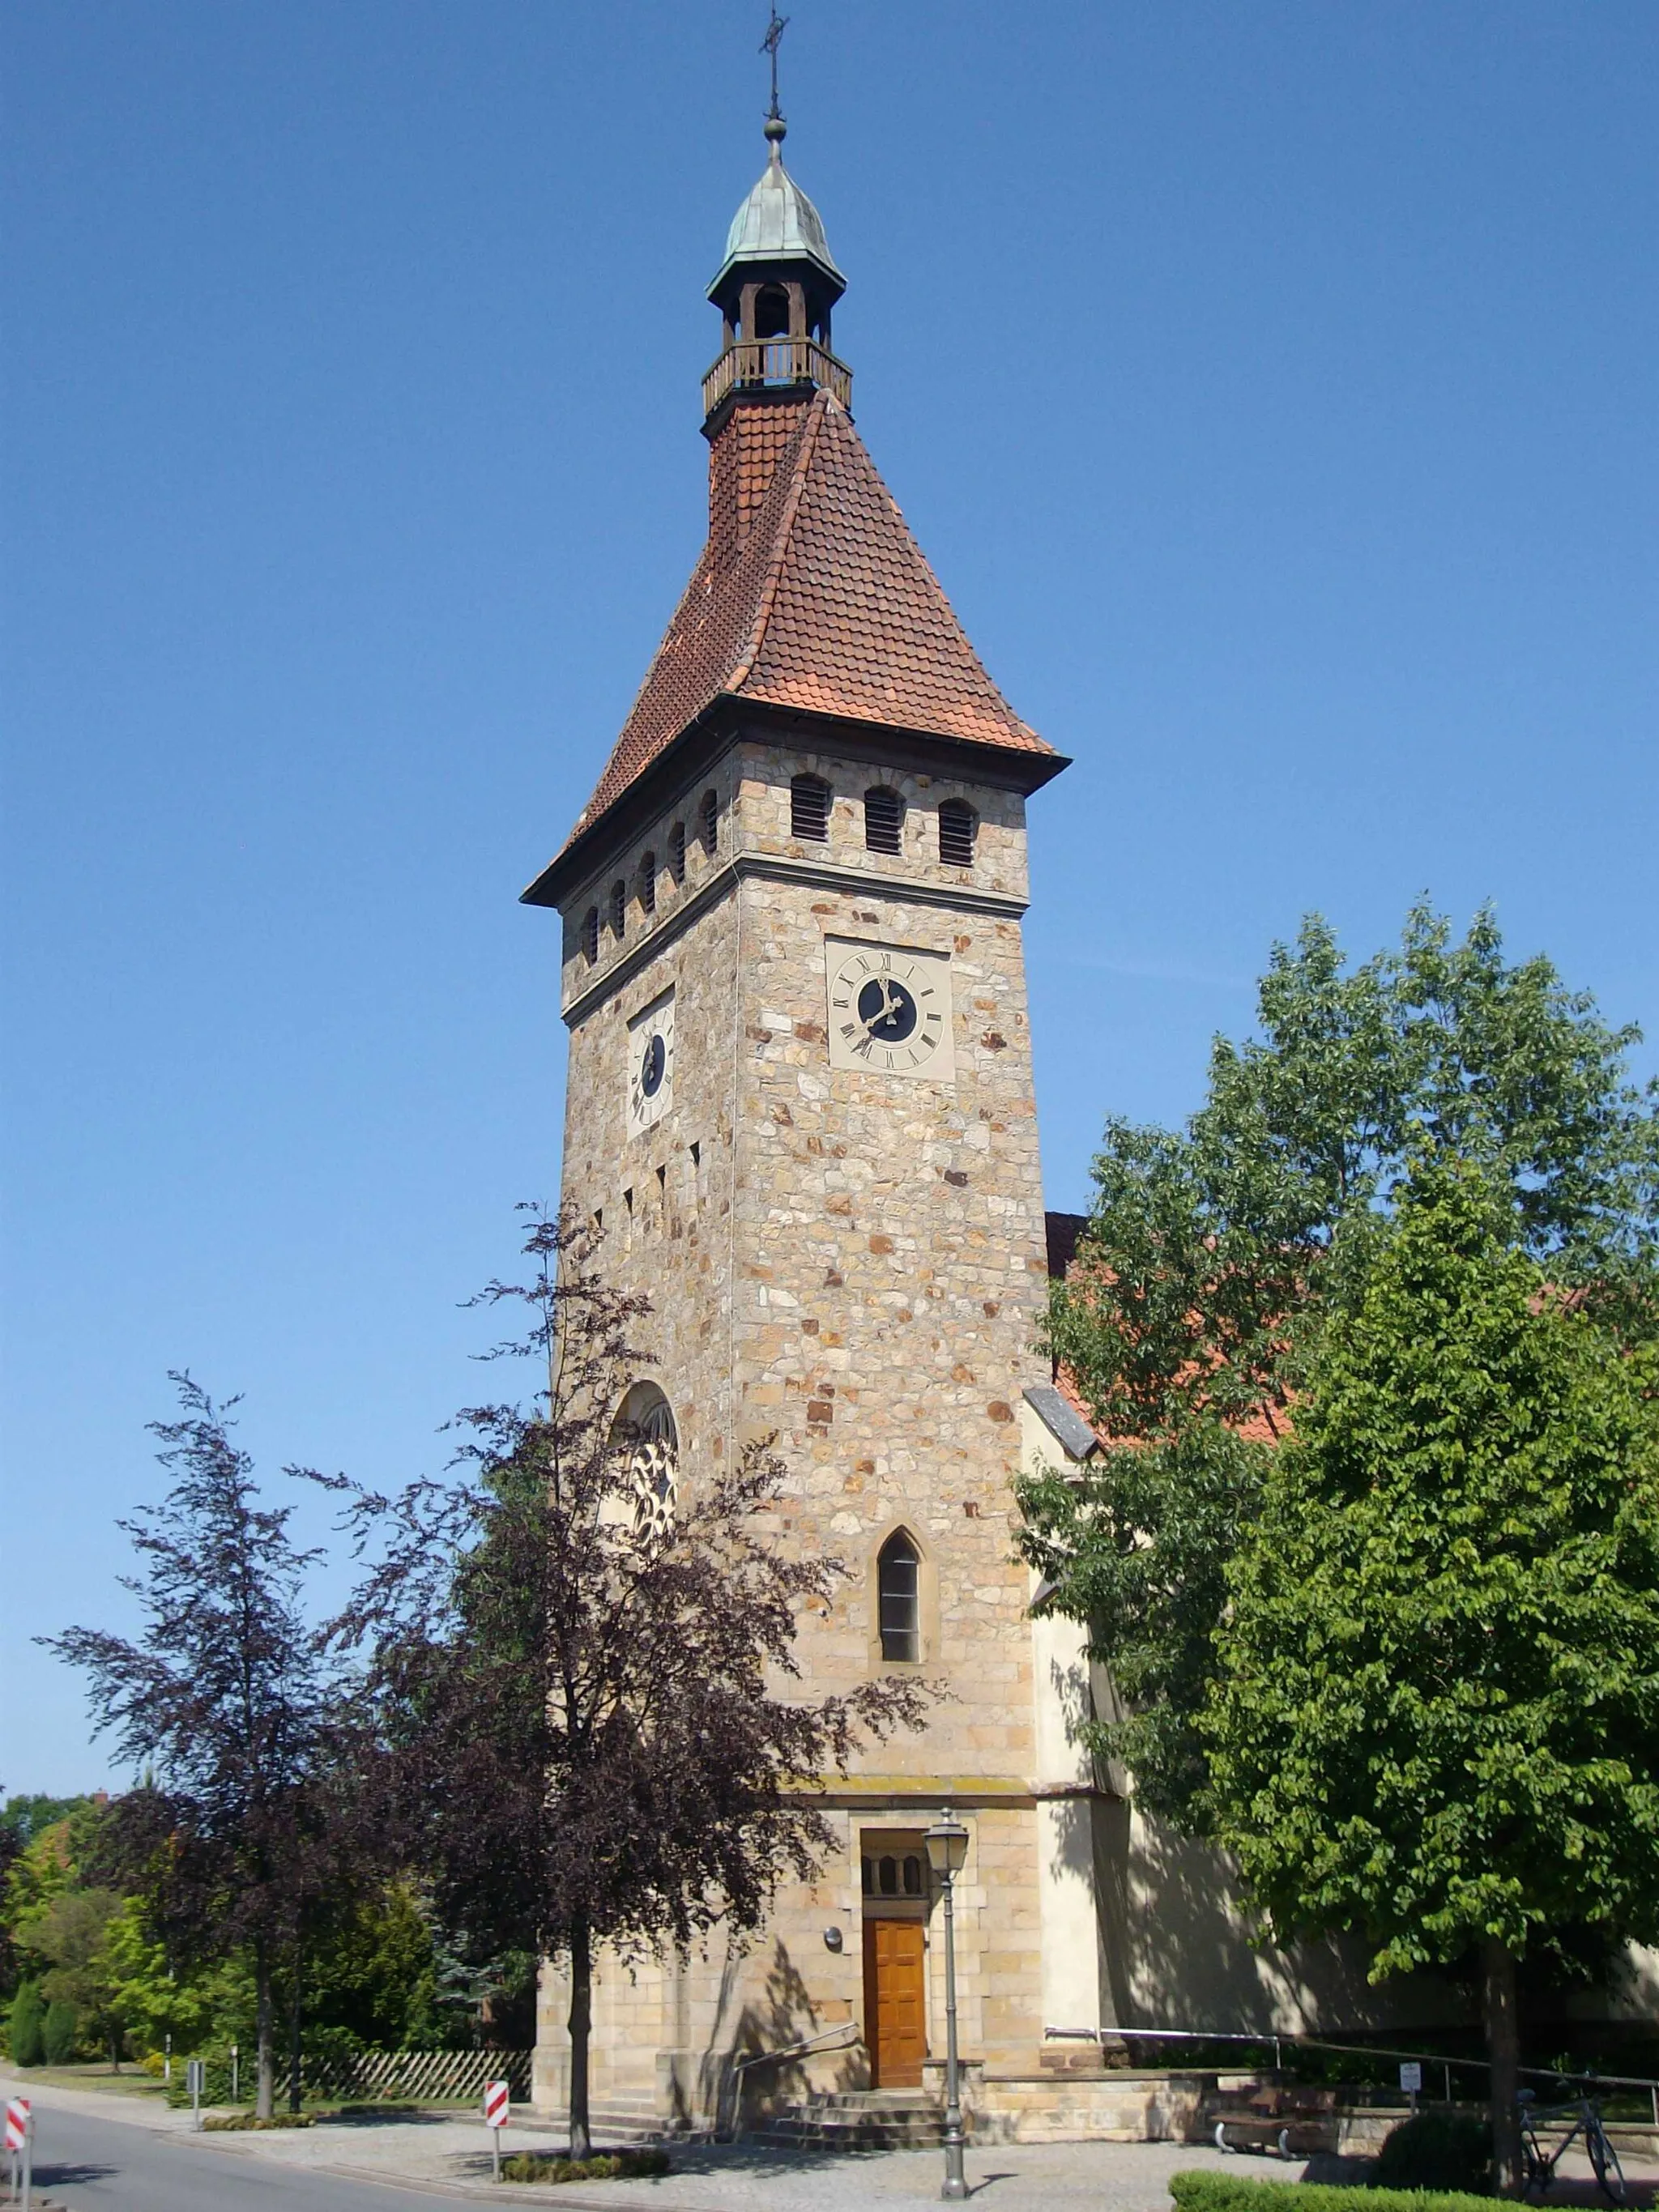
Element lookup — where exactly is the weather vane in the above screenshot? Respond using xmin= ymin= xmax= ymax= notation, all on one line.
xmin=761 ymin=6 xmax=789 ymax=124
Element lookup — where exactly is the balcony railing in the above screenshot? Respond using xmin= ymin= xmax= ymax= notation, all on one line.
xmin=702 ymin=336 xmax=853 ymax=417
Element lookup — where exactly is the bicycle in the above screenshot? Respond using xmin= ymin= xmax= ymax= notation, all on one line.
xmin=1518 ymin=2087 xmax=1626 ymax=2205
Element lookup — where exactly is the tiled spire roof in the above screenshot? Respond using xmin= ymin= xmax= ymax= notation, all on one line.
xmin=563 ymin=388 xmax=1053 ymax=849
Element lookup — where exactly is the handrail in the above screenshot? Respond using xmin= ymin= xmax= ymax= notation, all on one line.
xmin=732 ymin=2019 xmax=861 ymax=2078
xmin=1044 ymin=2025 xmax=1659 ymax=2124
xmin=714 ymin=2020 xmax=862 ymax=2144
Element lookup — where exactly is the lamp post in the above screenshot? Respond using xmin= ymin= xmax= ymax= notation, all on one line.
xmin=924 ymin=1805 xmax=970 ymax=2202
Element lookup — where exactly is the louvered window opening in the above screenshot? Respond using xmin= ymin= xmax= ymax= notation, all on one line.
xmin=938 ymin=799 xmax=977 ymax=868
xmin=668 ymin=820 xmax=686 ymax=882
xmin=609 ymin=881 xmax=626 ymax=939
xmin=864 ymin=786 xmax=903 ymax=855
xmin=581 ymin=908 xmax=599 ymax=965
xmin=877 ymin=1532 xmax=920 ymax=1662
xmin=639 ymin=851 xmax=656 ymax=914
xmin=700 ymin=790 xmax=719 ymax=853
xmin=791 ymin=775 xmax=832 ymax=842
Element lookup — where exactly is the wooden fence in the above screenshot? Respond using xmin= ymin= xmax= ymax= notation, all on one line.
xmin=301 ymin=2047 xmax=533 ymax=2103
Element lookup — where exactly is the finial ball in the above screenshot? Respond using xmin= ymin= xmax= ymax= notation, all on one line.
xmin=763 ymin=113 xmax=787 ymax=143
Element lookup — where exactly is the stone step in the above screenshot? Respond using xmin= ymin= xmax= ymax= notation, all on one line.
xmin=752 ymin=2091 xmax=948 ymax=2151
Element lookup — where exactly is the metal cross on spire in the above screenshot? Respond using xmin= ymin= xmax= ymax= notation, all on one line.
xmin=760 ymin=6 xmax=789 ymax=124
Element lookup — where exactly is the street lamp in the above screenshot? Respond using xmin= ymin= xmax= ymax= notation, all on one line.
xmin=925 ymin=1805 xmax=970 ymax=2202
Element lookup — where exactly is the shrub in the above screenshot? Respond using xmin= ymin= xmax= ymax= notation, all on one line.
xmin=164 ymin=2056 xmax=235 ymax=2108
xmin=500 ymin=2149 xmax=672 ymax=2184
xmin=41 ymin=2000 xmax=78 ymax=2065
xmin=1168 ymin=2174 xmax=1494 ymax=2212
xmin=1375 ymin=2111 xmax=1494 ymax=2195
xmin=203 ymin=2112 xmax=316 ymax=2131
xmin=8 ymin=1984 xmax=45 ymax=2068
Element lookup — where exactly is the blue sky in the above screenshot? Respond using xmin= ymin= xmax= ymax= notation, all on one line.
xmin=3 ymin=2 xmax=1655 ymax=1793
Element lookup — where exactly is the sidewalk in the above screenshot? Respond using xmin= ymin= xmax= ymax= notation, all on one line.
xmin=0 ymin=2073 xmax=1260 ymax=2208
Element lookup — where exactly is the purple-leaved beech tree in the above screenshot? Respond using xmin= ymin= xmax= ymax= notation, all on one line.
xmin=313 ymin=1207 xmax=932 ymax=2159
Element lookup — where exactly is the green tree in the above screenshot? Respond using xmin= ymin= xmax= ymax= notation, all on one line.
xmin=1 ymin=1796 xmax=99 ymax=1851
xmin=8 ymin=1981 xmax=45 ymax=2066
xmin=1021 ymin=906 xmax=1659 ymax=1828
xmin=1204 ymin=1154 xmax=1659 ymax=2191
xmin=41 ymin=1999 xmax=78 ymax=2065
xmin=98 ymin=1894 xmax=217 ymax=2060
xmin=4 ymin=1818 xmax=82 ymax=1930
xmin=15 ymin=1889 xmax=127 ymax=2067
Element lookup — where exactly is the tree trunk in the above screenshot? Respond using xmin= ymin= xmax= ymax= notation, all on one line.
xmin=287 ymin=1946 xmax=304 ymax=2114
xmin=1484 ymin=1934 xmax=1523 ymax=2196
xmin=254 ymin=1939 xmax=276 ymax=2121
xmin=567 ymin=1917 xmax=593 ymax=2162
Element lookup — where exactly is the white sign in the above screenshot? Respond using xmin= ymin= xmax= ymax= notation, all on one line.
xmin=4 ymin=2099 xmax=28 ymax=2152
xmin=484 ymin=2080 xmax=510 ymax=2129
xmin=1400 ymin=2062 xmax=1423 ymax=2095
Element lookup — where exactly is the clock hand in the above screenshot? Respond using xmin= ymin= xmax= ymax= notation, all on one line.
xmin=858 ymin=978 xmax=901 ymax=1037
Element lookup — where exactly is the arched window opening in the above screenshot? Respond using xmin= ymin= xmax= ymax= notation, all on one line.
xmin=668 ymin=820 xmax=687 ymax=883
xmin=700 ymin=789 xmax=719 ymax=854
xmin=581 ymin=907 xmax=599 ymax=965
xmin=877 ymin=1531 xmax=920 ymax=1663
xmin=639 ymin=850 xmax=656 ymax=915
xmin=755 ymin=283 xmax=791 ymax=341
xmin=859 ymin=1847 xmax=927 ymax=1897
xmin=791 ymin=774 xmax=832 ymax=843
xmin=864 ymin=786 xmax=904 ymax=855
xmin=608 ymin=1382 xmax=679 ymax=1545
xmin=938 ymin=799 xmax=977 ymax=869
xmin=609 ymin=880 xmax=627 ymax=939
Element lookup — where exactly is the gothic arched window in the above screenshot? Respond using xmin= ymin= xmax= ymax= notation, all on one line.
xmin=668 ymin=820 xmax=686 ymax=883
xmin=876 ymin=1530 xmax=921 ymax=1663
xmin=700 ymin=789 xmax=720 ymax=855
xmin=609 ymin=880 xmax=627 ymax=939
xmin=938 ymin=799 xmax=977 ymax=868
xmin=864 ymin=786 xmax=904 ymax=855
xmin=608 ymin=1382 xmax=679 ymax=1545
xmin=791 ymin=775 xmax=831 ymax=843
xmin=581 ymin=907 xmax=599 ymax=965
xmin=639 ymin=850 xmax=656 ymax=914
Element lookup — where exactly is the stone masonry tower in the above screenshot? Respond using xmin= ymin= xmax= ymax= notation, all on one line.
xmin=522 ymin=109 xmax=1069 ymax=2125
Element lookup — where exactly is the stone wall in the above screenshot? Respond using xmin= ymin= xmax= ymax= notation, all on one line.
xmin=542 ymin=724 xmax=1056 ymax=2114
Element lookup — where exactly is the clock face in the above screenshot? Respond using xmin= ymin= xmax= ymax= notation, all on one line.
xmin=825 ymin=940 xmax=954 ymax=1080
xmin=626 ymin=990 xmax=674 ymax=1135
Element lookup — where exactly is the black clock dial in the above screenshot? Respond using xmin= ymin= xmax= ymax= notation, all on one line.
xmin=857 ymin=976 xmax=919 ymax=1043
xmin=639 ymin=1033 xmax=666 ymax=1097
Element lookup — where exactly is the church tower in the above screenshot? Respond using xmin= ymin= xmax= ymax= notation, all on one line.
xmin=523 ymin=102 xmax=1071 ymax=2124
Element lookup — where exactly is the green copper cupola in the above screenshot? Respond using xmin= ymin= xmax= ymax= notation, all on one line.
xmin=702 ymin=113 xmax=851 ymax=425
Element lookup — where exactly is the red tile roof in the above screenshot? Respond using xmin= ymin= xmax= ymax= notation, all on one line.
xmin=565 ymin=388 xmax=1053 ymax=848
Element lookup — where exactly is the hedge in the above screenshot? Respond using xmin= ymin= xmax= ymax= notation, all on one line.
xmin=1169 ymin=2175 xmax=1495 ymax=2212
xmin=500 ymin=2150 xmax=672 ymax=2185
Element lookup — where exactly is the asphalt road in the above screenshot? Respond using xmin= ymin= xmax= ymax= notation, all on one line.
xmin=21 ymin=2099 xmax=484 ymax=2212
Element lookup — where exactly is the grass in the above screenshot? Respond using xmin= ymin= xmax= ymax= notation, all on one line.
xmin=0 ymin=2063 xmax=169 ymax=2099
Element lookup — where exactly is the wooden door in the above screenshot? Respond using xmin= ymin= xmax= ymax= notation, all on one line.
xmin=862 ymin=1918 xmax=927 ymax=2087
